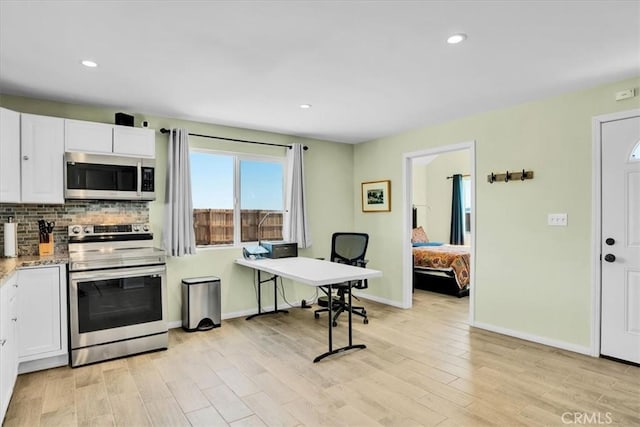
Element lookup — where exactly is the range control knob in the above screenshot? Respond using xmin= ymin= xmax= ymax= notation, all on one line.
xmin=143 ymin=225 xmax=150 ymax=232
xmin=83 ymin=227 xmax=91 ymax=234
xmin=71 ymin=226 xmax=81 ymax=234
xmin=133 ymin=225 xmax=140 ymax=232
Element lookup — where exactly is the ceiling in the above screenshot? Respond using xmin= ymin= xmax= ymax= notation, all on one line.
xmin=1 ymin=1 xmax=638 ymax=144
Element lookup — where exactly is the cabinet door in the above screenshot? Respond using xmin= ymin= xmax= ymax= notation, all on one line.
xmin=65 ymin=119 xmax=113 ymax=154
xmin=20 ymin=114 xmax=64 ymax=204
xmin=0 ymin=108 xmax=21 ymax=203
xmin=1 ymin=274 xmax=18 ymax=422
xmin=17 ymin=267 xmax=61 ymax=360
xmin=113 ymin=126 xmax=155 ymax=158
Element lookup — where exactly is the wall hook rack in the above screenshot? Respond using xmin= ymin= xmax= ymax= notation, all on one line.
xmin=487 ymin=169 xmax=534 ymax=183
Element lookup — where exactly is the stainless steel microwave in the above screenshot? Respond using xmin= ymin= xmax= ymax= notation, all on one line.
xmin=64 ymin=152 xmax=155 ymax=201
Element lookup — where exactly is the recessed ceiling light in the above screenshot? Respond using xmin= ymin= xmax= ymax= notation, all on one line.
xmin=300 ymin=104 xmax=312 ymax=109
xmin=81 ymin=60 xmax=98 ymax=68
xmin=447 ymin=33 xmax=467 ymax=44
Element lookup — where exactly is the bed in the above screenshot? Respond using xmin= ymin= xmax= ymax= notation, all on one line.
xmin=411 ymin=226 xmax=470 ymax=297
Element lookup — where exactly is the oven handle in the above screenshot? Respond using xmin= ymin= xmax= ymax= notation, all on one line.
xmin=136 ymin=161 xmax=142 ymax=196
xmin=69 ymin=264 xmax=165 ymax=281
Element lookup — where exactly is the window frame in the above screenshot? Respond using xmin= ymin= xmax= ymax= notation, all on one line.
xmin=189 ymin=147 xmax=287 ymax=249
xmin=462 ymin=176 xmax=471 ymax=233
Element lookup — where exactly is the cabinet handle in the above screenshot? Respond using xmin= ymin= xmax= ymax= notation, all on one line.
xmin=0 ymin=339 xmax=6 ymax=346
xmin=23 ymin=155 xmax=29 ymax=160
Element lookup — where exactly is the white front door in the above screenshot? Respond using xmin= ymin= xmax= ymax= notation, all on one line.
xmin=600 ymin=113 xmax=640 ymax=364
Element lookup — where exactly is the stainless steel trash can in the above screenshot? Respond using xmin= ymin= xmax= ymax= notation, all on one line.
xmin=182 ymin=276 xmax=221 ymax=332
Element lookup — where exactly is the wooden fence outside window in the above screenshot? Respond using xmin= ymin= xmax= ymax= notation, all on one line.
xmin=194 ymin=209 xmax=283 ymax=246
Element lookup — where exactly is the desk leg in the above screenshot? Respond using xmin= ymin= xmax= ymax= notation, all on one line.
xmin=313 ymin=283 xmax=366 ymax=363
xmin=246 ymin=270 xmax=289 ymax=320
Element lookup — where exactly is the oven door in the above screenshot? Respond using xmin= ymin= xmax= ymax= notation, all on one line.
xmin=69 ymin=264 xmax=167 ymax=350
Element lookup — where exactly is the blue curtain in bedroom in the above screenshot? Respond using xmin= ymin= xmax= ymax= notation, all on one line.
xmin=449 ymin=174 xmax=464 ymax=245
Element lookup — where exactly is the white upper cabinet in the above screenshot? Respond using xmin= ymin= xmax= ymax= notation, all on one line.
xmin=20 ymin=113 xmax=65 ymax=204
xmin=65 ymin=119 xmax=155 ymax=158
xmin=65 ymin=119 xmax=113 ymax=154
xmin=0 ymin=108 xmax=21 ymax=203
xmin=113 ymin=126 xmax=155 ymax=157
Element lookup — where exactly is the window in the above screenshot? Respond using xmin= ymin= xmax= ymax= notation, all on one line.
xmin=190 ymin=149 xmax=285 ymax=246
xmin=463 ymin=177 xmax=471 ymax=233
xmin=631 ymin=139 xmax=640 ymax=161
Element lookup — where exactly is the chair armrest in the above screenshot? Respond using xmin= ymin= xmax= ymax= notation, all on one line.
xmin=356 ymin=259 xmax=369 ymax=268
xmin=354 ymin=278 xmax=368 ymax=290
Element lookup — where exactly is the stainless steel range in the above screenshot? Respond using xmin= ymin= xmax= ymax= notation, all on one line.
xmin=67 ymin=223 xmax=167 ymax=367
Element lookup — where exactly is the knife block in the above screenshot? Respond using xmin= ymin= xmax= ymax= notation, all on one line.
xmin=39 ymin=236 xmax=54 ymax=256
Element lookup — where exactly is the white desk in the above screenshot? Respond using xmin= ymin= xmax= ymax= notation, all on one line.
xmin=235 ymin=256 xmax=382 ymax=362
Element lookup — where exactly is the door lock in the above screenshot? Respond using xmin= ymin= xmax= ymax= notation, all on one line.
xmin=604 ymin=254 xmax=616 ymax=263
xmin=605 ymin=238 xmax=615 ymax=246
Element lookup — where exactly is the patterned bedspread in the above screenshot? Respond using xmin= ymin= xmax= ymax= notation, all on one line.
xmin=412 ymin=245 xmax=470 ymax=289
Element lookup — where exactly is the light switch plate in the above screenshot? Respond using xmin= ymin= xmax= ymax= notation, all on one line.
xmin=548 ymin=213 xmax=568 ymax=226
xmin=615 ymin=88 xmax=635 ymax=101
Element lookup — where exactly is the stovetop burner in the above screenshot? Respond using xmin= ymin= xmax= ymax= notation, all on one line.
xmin=68 ymin=223 xmax=165 ymax=272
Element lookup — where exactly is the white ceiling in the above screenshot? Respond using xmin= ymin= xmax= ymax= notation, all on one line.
xmin=1 ymin=1 xmax=638 ymax=143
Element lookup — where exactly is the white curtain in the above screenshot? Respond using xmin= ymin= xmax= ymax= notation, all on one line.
xmin=163 ymin=128 xmax=196 ymax=256
xmin=283 ymin=143 xmax=312 ymax=248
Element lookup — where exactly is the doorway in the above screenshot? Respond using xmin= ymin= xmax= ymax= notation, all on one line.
xmin=592 ymin=109 xmax=640 ymax=364
xmin=402 ymin=141 xmax=476 ymax=325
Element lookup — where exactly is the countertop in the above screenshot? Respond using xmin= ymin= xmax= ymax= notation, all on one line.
xmin=0 ymin=253 xmax=68 ymax=287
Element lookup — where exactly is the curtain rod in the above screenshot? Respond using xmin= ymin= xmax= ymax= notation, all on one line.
xmin=446 ymin=174 xmax=471 ymax=179
xmin=159 ymin=128 xmax=308 ymax=150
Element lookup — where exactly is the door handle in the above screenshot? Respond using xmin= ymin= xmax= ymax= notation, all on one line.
xmin=136 ymin=162 xmax=142 ymax=196
xmin=605 ymin=238 xmax=615 ymax=246
xmin=604 ymin=254 xmax=616 ymax=263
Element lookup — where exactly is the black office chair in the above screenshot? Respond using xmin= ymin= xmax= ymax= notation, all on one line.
xmin=314 ymin=232 xmax=370 ymax=326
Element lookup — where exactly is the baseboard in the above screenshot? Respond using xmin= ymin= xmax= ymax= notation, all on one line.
xmin=167 ymin=301 xmax=305 ymax=329
xmin=18 ymin=354 xmax=68 ymax=374
xmin=353 ymin=292 xmax=405 ymax=308
xmin=167 ymin=320 xmax=183 ymax=329
xmin=167 ymin=296 xmax=403 ymax=330
xmin=472 ymin=321 xmax=592 ymax=356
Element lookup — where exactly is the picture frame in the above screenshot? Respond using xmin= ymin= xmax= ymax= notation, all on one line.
xmin=361 ymin=180 xmax=391 ymax=212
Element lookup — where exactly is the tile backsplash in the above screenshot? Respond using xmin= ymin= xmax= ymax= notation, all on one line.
xmin=0 ymin=201 xmax=149 ymax=256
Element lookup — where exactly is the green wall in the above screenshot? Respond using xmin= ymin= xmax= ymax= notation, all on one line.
xmin=3 ymin=75 xmax=639 ymax=351
xmin=0 ymin=95 xmax=355 ymax=322
xmin=354 ymin=76 xmax=640 ymax=350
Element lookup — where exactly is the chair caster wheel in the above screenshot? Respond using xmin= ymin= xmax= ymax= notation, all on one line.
xmin=332 ymin=321 xmax=338 ymax=327
xmin=314 ymin=313 xmax=319 ymax=319
xmin=363 ymin=319 xmax=369 ymax=324
xmin=362 ymin=310 xmax=367 ymax=315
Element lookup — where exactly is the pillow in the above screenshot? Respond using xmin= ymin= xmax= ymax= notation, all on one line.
xmin=411 ymin=226 xmax=429 ymax=243
xmin=413 ymin=242 xmax=444 ymax=247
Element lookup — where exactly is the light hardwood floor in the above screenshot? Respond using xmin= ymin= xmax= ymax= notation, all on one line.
xmin=3 ymin=290 xmax=639 ymax=426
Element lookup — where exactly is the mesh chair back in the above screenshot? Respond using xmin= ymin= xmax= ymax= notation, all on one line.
xmin=331 ymin=233 xmax=369 ymax=266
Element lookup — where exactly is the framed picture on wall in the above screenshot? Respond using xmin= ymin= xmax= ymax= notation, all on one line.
xmin=361 ymin=180 xmax=391 ymax=212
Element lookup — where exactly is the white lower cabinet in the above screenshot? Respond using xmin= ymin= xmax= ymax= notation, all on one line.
xmin=0 ymin=273 xmax=18 ymax=422
xmin=17 ymin=265 xmax=68 ymax=367
xmin=1 ymin=265 xmax=67 ymax=423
